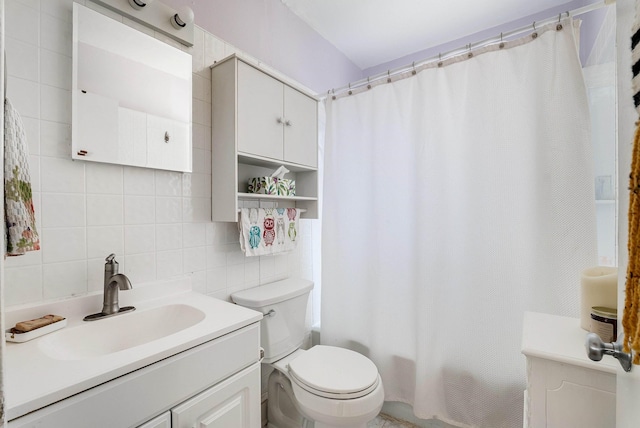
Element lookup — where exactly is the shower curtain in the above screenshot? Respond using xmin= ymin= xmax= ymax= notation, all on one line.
xmin=322 ymin=20 xmax=597 ymax=428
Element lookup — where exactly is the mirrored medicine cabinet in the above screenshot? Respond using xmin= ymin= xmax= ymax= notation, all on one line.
xmin=72 ymin=3 xmax=192 ymax=172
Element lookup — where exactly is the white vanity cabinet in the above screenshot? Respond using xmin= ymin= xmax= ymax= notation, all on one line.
xmin=138 ymin=412 xmax=171 ymax=428
xmin=211 ymin=55 xmax=319 ymax=222
xmin=8 ymin=323 xmax=261 ymax=428
xmin=172 ymin=364 xmax=259 ymax=427
xmin=521 ymin=311 xmax=616 ymax=428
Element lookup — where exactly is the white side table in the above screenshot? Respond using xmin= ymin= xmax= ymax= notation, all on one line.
xmin=521 ymin=311 xmax=617 ymax=428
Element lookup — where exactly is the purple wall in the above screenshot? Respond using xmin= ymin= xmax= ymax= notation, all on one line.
xmin=162 ymin=0 xmax=606 ymax=93
xmin=363 ymin=0 xmax=607 ymax=77
xmin=162 ymin=0 xmax=363 ymax=94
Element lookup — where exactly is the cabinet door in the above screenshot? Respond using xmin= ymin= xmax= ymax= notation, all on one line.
xmin=237 ymin=61 xmax=284 ymax=161
xmin=283 ymin=86 xmax=318 ymax=167
xmin=137 ymin=412 xmax=171 ymax=428
xmin=118 ymin=106 xmax=148 ymax=166
xmin=75 ymin=91 xmax=120 ymax=163
xmin=526 ymin=357 xmax=616 ymax=428
xmin=172 ymin=363 xmax=261 ymax=428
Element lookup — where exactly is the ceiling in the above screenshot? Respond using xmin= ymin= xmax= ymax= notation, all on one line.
xmin=280 ymin=0 xmax=575 ymax=70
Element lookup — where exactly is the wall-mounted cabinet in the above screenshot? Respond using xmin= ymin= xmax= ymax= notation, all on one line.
xmin=211 ymin=55 xmax=319 ymax=222
xmin=72 ymin=3 xmax=192 ymax=173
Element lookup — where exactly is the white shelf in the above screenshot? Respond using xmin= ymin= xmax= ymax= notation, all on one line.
xmin=238 ymin=208 xmax=307 ymax=213
xmin=238 ymin=153 xmax=317 ymax=173
xmin=237 ymin=193 xmax=318 ymax=202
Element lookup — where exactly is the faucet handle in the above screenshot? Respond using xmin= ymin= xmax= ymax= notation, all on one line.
xmin=105 ymin=254 xmax=119 ymax=274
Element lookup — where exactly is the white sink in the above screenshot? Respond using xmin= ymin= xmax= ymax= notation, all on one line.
xmin=39 ymin=304 xmax=206 ymax=360
xmin=5 ymin=279 xmax=263 ymax=422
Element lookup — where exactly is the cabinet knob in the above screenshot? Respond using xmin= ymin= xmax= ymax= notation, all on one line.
xmin=276 ymin=117 xmax=284 ymax=124
xmin=285 ymin=120 xmax=292 ymax=127
xmin=164 ymin=131 xmax=170 ymax=143
xmin=585 ymin=333 xmax=632 ymax=372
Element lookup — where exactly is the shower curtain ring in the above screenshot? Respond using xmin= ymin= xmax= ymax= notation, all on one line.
xmin=412 ymin=61 xmax=416 ymax=75
xmin=438 ymin=53 xmax=443 ymax=67
xmin=367 ymin=76 xmax=371 ymax=90
xmin=556 ymin=13 xmax=564 ymax=31
xmin=499 ymin=32 xmax=505 ymax=49
xmin=387 ymin=70 xmax=392 ymax=83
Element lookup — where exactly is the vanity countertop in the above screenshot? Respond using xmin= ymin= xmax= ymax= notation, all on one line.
xmin=4 ymin=279 xmax=262 ymax=421
xmin=521 ymin=311 xmax=617 ymax=374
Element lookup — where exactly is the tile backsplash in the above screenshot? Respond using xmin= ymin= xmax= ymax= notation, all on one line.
xmin=4 ymin=0 xmax=314 ymax=307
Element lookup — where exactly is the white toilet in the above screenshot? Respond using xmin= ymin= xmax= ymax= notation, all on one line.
xmin=231 ymin=278 xmax=384 ymax=428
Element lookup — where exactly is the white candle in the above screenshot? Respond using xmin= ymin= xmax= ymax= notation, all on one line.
xmin=580 ymin=266 xmax=617 ymax=331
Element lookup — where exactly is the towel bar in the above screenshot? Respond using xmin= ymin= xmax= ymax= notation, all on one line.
xmin=237 ymin=208 xmax=307 ymax=213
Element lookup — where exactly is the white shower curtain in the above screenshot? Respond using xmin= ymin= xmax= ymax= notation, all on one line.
xmin=322 ymin=20 xmax=597 ymax=428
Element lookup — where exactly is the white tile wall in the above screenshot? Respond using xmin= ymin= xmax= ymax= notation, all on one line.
xmin=4 ymin=0 xmax=314 ymax=307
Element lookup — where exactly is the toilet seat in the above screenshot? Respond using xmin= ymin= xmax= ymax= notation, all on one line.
xmin=287 ymin=345 xmax=379 ymax=400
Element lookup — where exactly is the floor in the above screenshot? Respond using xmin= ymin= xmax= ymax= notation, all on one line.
xmin=368 ymin=414 xmax=419 ymax=428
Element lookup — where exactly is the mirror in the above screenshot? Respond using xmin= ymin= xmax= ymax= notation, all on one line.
xmin=72 ymin=3 xmax=192 ymax=172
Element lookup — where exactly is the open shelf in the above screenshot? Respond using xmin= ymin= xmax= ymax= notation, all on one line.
xmin=237 ymin=193 xmax=318 ymax=202
xmin=237 ymin=153 xmax=317 ymax=173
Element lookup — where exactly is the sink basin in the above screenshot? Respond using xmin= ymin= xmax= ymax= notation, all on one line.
xmin=39 ymin=304 xmax=206 ymax=360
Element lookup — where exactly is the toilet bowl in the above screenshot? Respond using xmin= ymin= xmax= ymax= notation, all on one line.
xmin=271 ymin=346 xmax=384 ymax=428
xmin=231 ymin=278 xmax=384 ymax=428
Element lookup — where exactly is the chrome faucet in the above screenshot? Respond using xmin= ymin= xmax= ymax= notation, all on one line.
xmin=84 ymin=254 xmax=136 ymax=321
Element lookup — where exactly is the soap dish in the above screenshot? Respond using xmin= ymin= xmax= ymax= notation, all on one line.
xmin=5 ymin=318 xmax=67 ymax=343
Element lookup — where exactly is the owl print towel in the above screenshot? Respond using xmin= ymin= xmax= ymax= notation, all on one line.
xmin=239 ymin=208 xmax=300 ymax=256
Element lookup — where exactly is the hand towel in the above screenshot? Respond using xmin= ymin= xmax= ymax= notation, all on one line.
xmin=4 ymin=98 xmax=40 ymax=256
xmin=239 ymin=208 xmax=300 ymax=256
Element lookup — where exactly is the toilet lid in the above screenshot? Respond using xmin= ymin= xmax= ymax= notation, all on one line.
xmin=288 ymin=346 xmax=379 ymax=399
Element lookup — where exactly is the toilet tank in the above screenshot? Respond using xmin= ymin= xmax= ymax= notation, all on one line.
xmin=231 ymin=278 xmax=313 ymax=363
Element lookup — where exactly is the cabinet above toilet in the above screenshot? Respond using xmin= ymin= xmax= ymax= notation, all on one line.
xmin=210 ymin=55 xmax=319 ymax=222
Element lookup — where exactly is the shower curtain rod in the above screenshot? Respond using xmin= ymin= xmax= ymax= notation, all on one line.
xmin=324 ymin=0 xmax=614 ymax=99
